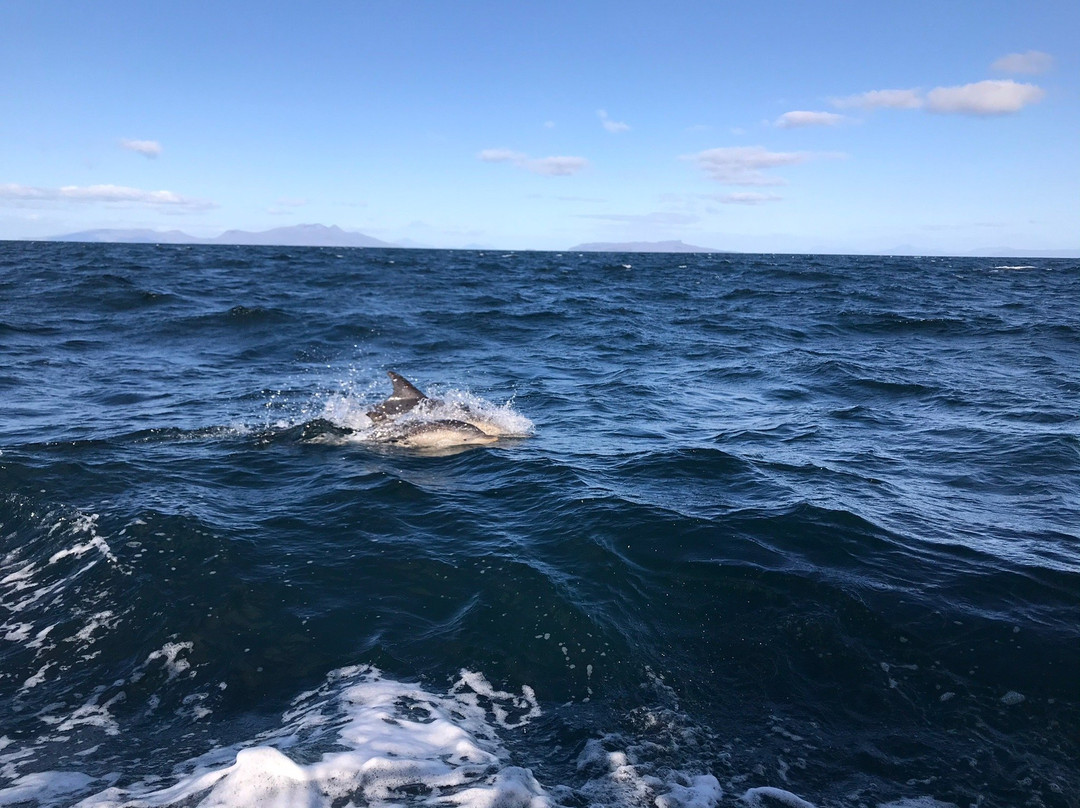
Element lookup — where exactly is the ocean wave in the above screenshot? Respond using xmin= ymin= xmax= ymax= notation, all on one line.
xmin=0 ymin=663 xmax=828 ymax=808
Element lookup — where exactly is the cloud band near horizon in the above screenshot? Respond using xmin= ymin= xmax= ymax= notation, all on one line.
xmin=830 ymin=79 xmax=1044 ymax=115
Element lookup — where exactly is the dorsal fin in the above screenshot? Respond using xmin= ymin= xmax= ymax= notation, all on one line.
xmin=366 ymin=371 xmax=430 ymax=423
xmin=387 ymin=371 xmax=427 ymax=401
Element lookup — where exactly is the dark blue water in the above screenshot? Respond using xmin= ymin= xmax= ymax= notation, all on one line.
xmin=1 ymin=242 xmax=1077 ymax=808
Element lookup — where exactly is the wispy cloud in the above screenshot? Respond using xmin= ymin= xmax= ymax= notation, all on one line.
xmin=774 ymin=110 xmax=847 ymax=128
xmin=992 ymin=50 xmax=1054 ymax=75
xmin=597 ymin=109 xmax=630 ymax=134
xmin=661 ymin=191 xmax=785 ymax=209
xmin=479 ymin=148 xmax=526 ymax=163
xmin=925 ymin=80 xmax=1045 ymax=115
xmin=830 ymin=89 xmax=923 ymax=110
xmin=268 ymin=197 xmax=308 ymax=215
xmin=478 ymin=149 xmax=588 ymax=176
xmin=714 ymin=192 xmax=783 ymax=205
xmin=922 ymin=221 xmax=1002 ymax=231
xmin=529 ymin=156 xmax=589 ymax=176
xmin=686 ymin=146 xmax=828 ymax=186
xmin=120 ymin=139 xmax=163 ymax=158
xmin=0 ymin=183 xmax=215 ymax=210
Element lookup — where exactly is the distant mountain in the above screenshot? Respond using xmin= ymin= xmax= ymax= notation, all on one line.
xmin=569 ymin=239 xmax=725 ymax=253
xmin=49 ymin=224 xmax=400 ymax=248
xmin=51 ymin=228 xmax=202 ymax=244
xmin=209 ymin=224 xmax=398 ymax=248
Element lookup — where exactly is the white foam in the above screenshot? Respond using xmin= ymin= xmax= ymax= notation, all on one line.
xmin=574 ymin=728 xmax=724 ymax=808
xmin=319 ymin=392 xmax=375 ymax=432
xmin=657 ymin=776 xmax=724 ymax=808
xmin=73 ymin=610 xmax=119 ymax=646
xmin=26 ymin=623 xmax=56 ymax=649
xmin=38 ymin=690 xmax=125 ymax=737
xmin=451 ymin=670 xmax=541 ymax=728
xmin=0 ymin=563 xmax=36 ymax=586
xmin=0 ymin=771 xmax=96 ymax=807
xmin=2 ymin=622 xmax=32 ymax=642
xmin=138 ymin=641 xmax=195 ymax=682
xmin=12 ymin=666 xmax=550 ymax=808
xmin=1 ymin=659 xmax=813 ymax=808
xmin=47 ymin=514 xmax=118 ymax=565
xmin=740 ymin=785 xmax=817 ymax=807
xmin=21 ymin=661 xmax=54 ymax=690
xmin=1 ymin=509 xmax=126 ymax=677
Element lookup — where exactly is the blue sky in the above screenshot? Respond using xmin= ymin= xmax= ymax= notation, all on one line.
xmin=2 ymin=1 xmax=1077 ymax=253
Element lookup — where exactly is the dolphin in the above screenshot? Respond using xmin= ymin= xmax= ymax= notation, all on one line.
xmin=367 ymin=371 xmax=519 ymax=439
xmin=383 ymin=419 xmax=499 ymax=449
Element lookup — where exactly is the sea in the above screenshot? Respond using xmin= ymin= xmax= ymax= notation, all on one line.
xmin=1 ymin=242 xmax=1077 ymax=808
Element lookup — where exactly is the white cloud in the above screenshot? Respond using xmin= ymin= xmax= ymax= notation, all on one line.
xmin=830 ymin=89 xmax=923 ymax=110
xmin=715 ymin=192 xmax=783 ymax=204
xmin=478 ymin=149 xmax=588 ymax=176
xmin=525 ymin=193 xmax=607 ymax=203
xmin=120 ymin=139 xmax=163 ymax=158
xmin=686 ymin=146 xmax=820 ymax=186
xmin=0 ymin=182 xmax=215 ymax=210
xmin=543 ymin=120 xmax=556 ymax=129
xmin=774 ymin=110 xmax=847 ymax=128
xmin=831 ymin=80 xmax=1044 ymax=116
xmin=597 ymin=109 xmax=630 ymax=134
xmin=992 ymin=50 xmax=1053 ymax=75
xmin=576 ymin=211 xmax=698 ymax=226
xmin=528 ymin=156 xmax=589 ymax=176
xmin=925 ymin=80 xmax=1045 ymax=115
xmin=479 ymin=148 xmax=527 ymax=164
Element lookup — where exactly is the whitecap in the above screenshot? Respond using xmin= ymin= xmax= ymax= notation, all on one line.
xmin=10 ymin=666 xmax=550 ymax=808
xmin=740 ymin=785 xmax=817 ymax=807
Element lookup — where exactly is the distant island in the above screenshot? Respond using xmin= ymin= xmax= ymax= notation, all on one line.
xmin=38 ymin=226 xmax=1077 ymax=257
xmin=48 ymin=224 xmax=400 ymax=249
xmin=569 ymin=240 xmax=725 ymax=253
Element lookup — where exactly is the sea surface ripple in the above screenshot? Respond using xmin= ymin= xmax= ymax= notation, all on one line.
xmin=1 ymin=243 xmax=1077 ymax=808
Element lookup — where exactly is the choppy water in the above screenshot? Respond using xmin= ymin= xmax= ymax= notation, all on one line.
xmin=1 ymin=242 xmax=1077 ymax=808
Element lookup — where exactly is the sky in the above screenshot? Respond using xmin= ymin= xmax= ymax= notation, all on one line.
xmin=1 ymin=1 xmax=1078 ymax=253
